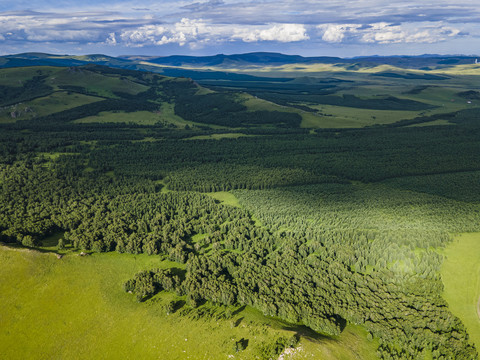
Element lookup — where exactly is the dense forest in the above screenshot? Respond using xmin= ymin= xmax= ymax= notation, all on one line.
xmin=1 ymin=64 xmax=480 ymax=359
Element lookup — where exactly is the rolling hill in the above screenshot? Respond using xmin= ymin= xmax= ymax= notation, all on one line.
xmin=2 ymin=51 xmax=480 ymax=73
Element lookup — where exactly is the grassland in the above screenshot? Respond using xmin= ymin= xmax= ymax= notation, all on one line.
xmin=301 ymin=104 xmax=419 ymax=128
xmin=74 ymin=111 xmax=162 ymax=125
xmin=0 ymin=91 xmax=102 ymax=123
xmin=29 ymin=91 xmax=102 ymax=115
xmin=0 ymin=66 xmax=60 ymax=87
xmin=0 ymin=66 xmax=147 ymax=97
xmin=301 ymin=84 xmax=477 ymax=128
xmin=408 ymin=119 xmax=454 ymax=127
xmin=206 ymin=66 xmax=480 ymax=129
xmin=205 ymin=191 xmax=241 ymax=207
xmin=155 ymin=102 xmax=231 ymax=129
xmin=239 ymin=93 xmax=325 ymax=128
xmin=0 ymin=245 xmax=379 ymax=359
xmin=51 ymin=68 xmax=148 ymax=97
xmin=441 ymin=233 xmax=480 ymax=350
xmin=2 ymin=62 xmax=479 ymax=130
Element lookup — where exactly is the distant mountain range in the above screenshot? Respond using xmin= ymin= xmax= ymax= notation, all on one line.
xmin=1 ymin=52 xmax=479 ymax=79
xmin=122 ymin=52 xmax=479 ymax=69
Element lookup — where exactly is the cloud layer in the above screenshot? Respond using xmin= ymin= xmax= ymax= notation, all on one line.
xmin=318 ymin=22 xmax=461 ymax=45
xmin=0 ymin=1 xmax=479 ymax=56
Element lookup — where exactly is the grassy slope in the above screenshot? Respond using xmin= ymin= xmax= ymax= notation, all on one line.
xmin=301 ymin=105 xmax=419 ymax=128
xmin=0 ymin=245 xmax=379 ymax=360
xmin=0 ymin=66 xmax=150 ymax=124
xmin=0 ymin=66 xmax=147 ymax=97
xmin=0 ymin=66 xmax=61 ymax=86
xmin=155 ymin=102 xmax=231 ymax=130
xmin=0 ymin=92 xmax=103 ymax=123
xmin=441 ymin=233 xmax=480 ymax=350
xmin=51 ymin=68 xmax=148 ymax=97
xmin=407 ymin=119 xmax=454 ymax=127
xmin=239 ymin=93 xmax=323 ymax=128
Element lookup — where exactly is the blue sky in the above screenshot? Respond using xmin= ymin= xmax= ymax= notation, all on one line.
xmin=1 ymin=0 xmax=479 ymax=57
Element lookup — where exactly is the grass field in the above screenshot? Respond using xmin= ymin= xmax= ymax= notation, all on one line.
xmin=299 ymin=83 xmax=480 ymax=128
xmin=301 ymin=104 xmax=420 ymax=128
xmin=0 ymin=66 xmax=60 ymax=87
xmin=29 ymin=91 xmax=102 ymax=115
xmin=52 ymin=68 xmax=148 ymax=97
xmin=228 ymin=72 xmax=480 ymax=129
xmin=2 ymin=64 xmax=478 ymax=130
xmin=205 ymin=191 xmax=241 ymax=207
xmin=74 ymin=111 xmax=163 ymax=125
xmin=239 ymin=93 xmax=326 ymax=129
xmin=0 ymin=245 xmax=379 ymax=359
xmin=155 ymin=102 xmax=231 ymax=130
xmin=0 ymin=91 xmax=102 ymax=123
xmin=0 ymin=66 xmax=148 ymax=97
xmin=408 ymin=119 xmax=454 ymax=127
xmin=74 ymin=103 xmax=206 ymax=128
xmin=441 ymin=233 xmax=480 ymax=350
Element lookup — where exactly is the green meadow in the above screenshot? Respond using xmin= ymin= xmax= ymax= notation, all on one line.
xmin=51 ymin=68 xmax=148 ymax=97
xmin=74 ymin=110 xmax=163 ymax=125
xmin=0 ymin=245 xmax=378 ymax=359
xmin=0 ymin=91 xmax=102 ymax=123
xmin=441 ymin=233 xmax=480 ymax=350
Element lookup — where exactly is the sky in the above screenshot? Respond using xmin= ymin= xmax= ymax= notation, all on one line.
xmin=1 ymin=0 xmax=479 ymax=57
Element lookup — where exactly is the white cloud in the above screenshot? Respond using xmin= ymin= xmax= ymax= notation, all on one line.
xmin=116 ymin=20 xmax=308 ymax=48
xmin=120 ymin=25 xmax=167 ymax=46
xmin=363 ymin=22 xmax=462 ymax=44
xmin=232 ymin=24 xmax=309 ymax=43
xmin=106 ymin=32 xmax=116 ymax=45
xmin=119 ymin=19 xmax=211 ymax=47
xmin=317 ymin=21 xmax=462 ymax=45
xmin=361 ymin=23 xmax=406 ymax=44
xmin=318 ymin=24 xmax=361 ymax=43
